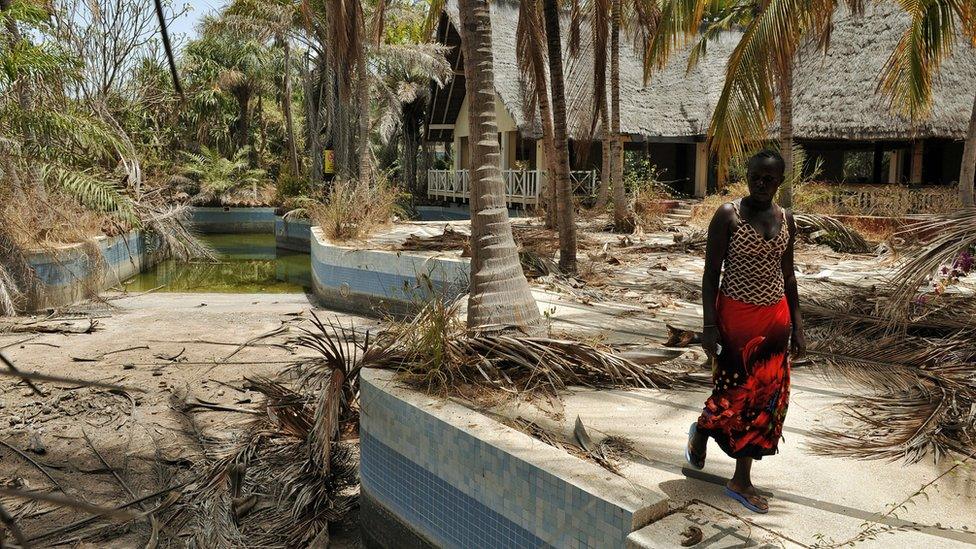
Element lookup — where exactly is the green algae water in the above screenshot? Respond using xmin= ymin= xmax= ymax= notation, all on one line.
xmin=124 ymin=234 xmax=311 ymax=293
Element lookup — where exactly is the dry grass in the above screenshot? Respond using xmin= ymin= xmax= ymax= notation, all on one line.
xmin=311 ymin=178 xmax=402 ymax=242
xmin=630 ymin=180 xmax=672 ymax=232
xmin=0 ymin=188 xmax=112 ymax=248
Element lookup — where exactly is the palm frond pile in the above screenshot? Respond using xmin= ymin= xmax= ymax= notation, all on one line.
xmin=799 ymin=230 xmax=976 ymax=463
xmin=373 ymin=301 xmax=695 ymax=397
xmin=159 ymin=314 xmax=373 ymax=547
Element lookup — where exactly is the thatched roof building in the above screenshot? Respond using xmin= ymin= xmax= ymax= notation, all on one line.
xmin=426 ymin=0 xmax=976 ymax=196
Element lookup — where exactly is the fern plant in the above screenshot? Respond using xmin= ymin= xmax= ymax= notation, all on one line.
xmin=181 ymin=146 xmax=265 ymax=205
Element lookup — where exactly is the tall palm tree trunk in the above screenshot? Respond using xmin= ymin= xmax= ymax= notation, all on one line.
xmin=960 ymin=91 xmax=976 ymax=207
xmin=610 ymin=0 xmax=627 ymax=230
xmin=458 ymin=0 xmax=543 ymax=334
xmin=233 ymin=88 xmax=252 ymax=160
xmin=282 ymin=39 xmax=301 ymax=175
xmin=524 ymin=8 xmax=560 ymax=229
xmin=543 ymin=0 xmax=578 ymax=273
xmin=595 ymin=107 xmax=612 ymax=210
xmin=777 ymin=62 xmax=794 ymax=209
xmin=357 ymin=51 xmax=372 ymax=183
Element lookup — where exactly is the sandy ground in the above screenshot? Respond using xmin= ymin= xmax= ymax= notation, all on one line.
xmin=0 ymin=291 xmax=374 ymax=546
xmin=2 ymin=211 xmax=973 ymax=547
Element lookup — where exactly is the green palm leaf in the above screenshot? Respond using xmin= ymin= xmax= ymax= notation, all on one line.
xmin=41 ymin=165 xmax=139 ymax=226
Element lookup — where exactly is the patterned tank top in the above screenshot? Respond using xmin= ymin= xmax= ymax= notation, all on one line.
xmin=720 ymin=200 xmax=790 ymax=306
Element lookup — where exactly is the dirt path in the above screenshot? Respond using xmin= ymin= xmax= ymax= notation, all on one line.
xmin=0 ymin=292 xmax=374 ymax=546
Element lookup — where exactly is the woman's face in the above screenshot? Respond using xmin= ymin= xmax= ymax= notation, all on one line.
xmin=746 ymin=158 xmax=784 ymax=203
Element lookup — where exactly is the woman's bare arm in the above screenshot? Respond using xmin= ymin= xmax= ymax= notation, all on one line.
xmin=702 ymin=204 xmax=734 ymax=357
xmin=781 ymin=211 xmax=805 ymax=357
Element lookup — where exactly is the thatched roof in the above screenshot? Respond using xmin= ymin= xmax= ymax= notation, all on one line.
xmin=440 ymin=0 xmax=975 ymax=142
xmin=791 ymin=1 xmax=976 ymax=140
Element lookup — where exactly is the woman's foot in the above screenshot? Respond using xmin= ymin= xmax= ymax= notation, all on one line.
xmin=685 ymin=422 xmax=707 ymax=469
xmin=725 ymin=480 xmax=769 ymax=513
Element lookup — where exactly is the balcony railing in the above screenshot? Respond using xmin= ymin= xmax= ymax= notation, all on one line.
xmin=427 ymin=169 xmax=599 ymax=206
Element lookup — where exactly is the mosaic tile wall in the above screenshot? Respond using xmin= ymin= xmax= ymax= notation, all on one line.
xmin=274 ymin=218 xmax=311 ymax=252
xmin=311 ymin=229 xmax=470 ymax=306
xmin=28 ymin=232 xmax=147 ymax=287
xmin=190 ymin=207 xmax=277 ymax=233
xmin=360 ymin=372 xmax=649 ymax=549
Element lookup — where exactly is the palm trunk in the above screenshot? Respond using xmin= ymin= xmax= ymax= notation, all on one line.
xmin=357 ymin=50 xmax=372 ymax=183
xmin=402 ymin=100 xmax=421 ymax=194
xmin=304 ymin=58 xmax=324 ymax=183
xmin=543 ymin=0 xmax=577 ymax=274
xmin=234 ymin=88 xmax=251 ymax=158
xmin=610 ymin=0 xmax=627 ymax=230
xmin=525 ymin=10 xmax=559 ymax=229
xmin=595 ymin=109 xmax=611 ymax=210
xmin=282 ymin=39 xmax=301 ymax=175
xmin=458 ymin=0 xmax=543 ymax=334
xmin=777 ymin=62 xmax=794 ymax=209
xmin=959 ymin=91 xmax=976 ymax=207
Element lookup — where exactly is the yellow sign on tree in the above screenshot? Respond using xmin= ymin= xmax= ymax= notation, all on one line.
xmin=323 ymin=149 xmax=335 ymax=175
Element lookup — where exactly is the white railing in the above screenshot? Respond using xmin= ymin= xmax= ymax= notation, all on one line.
xmin=428 ymin=169 xmax=598 ymax=206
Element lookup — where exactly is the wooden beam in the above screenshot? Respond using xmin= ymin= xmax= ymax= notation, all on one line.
xmin=888 ymin=149 xmax=902 ymax=183
xmin=694 ymin=142 xmax=708 ymax=197
xmin=910 ymin=140 xmax=924 ymax=184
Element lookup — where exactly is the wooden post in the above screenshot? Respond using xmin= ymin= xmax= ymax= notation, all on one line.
xmin=910 ymin=140 xmax=924 ymax=184
xmin=694 ymin=142 xmax=708 ymax=197
xmin=888 ymin=149 xmax=902 ymax=183
xmin=872 ymin=143 xmax=883 ymax=183
xmin=453 ymin=134 xmax=462 ymax=169
xmin=535 ymin=139 xmax=546 ymax=202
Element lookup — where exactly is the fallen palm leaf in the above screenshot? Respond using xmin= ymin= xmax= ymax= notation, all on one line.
xmin=794 ymin=213 xmax=872 ymax=254
xmin=0 ymin=488 xmax=140 ymax=520
xmin=0 ymin=368 xmax=144 ymax=393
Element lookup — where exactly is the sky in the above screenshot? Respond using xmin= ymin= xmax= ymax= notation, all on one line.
xmin=168 ymin=0 xmax=223 ymax=44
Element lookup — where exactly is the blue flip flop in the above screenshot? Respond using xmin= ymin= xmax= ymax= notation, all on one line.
xmin=725 ymin=486 xmax=769 ymax=514
xmin=684 ymin=422 xmax=705 ymax=470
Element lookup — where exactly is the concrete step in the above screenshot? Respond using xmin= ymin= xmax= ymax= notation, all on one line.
xmin=627 ymin=503 xmax=805 ymax=548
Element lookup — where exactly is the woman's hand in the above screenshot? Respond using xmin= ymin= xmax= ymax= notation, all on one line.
xmin=791 ymin=327 xmax=806 ymax=358
xmin=702 ymin=326 xmax=722 ymax=358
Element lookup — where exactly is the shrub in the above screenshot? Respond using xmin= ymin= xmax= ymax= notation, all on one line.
xmin=312 ymin=177 xmax=403 ymax=241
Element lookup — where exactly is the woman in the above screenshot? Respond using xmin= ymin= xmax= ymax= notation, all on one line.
xmin=685 ymin=150 xmax=805 ymax=514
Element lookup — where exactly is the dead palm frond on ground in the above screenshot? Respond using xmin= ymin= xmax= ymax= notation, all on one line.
xmin=158 ymin=314 xmax=378 ymax=547
xmin=374 ymin=300 xmax=697 ymax=398
xmin=886 ymin=208 xmax=976 ymax=317
xmin=801 ymin=272 xmax=976 ymax=463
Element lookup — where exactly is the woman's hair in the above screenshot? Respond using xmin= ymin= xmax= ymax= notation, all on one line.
xmin=748 ymin=150 xmax=785 ymax=175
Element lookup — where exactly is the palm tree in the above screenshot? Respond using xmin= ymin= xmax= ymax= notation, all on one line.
xmin=184 ymin=21 xmax=273 ymax=164
xmin=646 ymin=0 xmax=974 ymax=206
xmin=221 ymin=0 xmax=303 ymax=175
xmin=581 ymin=0 xmax=661 ymax=226
xmin=609 ymin=0 xmax=628 ymax=228
xmin=542 ymin=0 xmax=578 ymax=273
xmin=457 ymin=0 xmax=544 ymax=334
xmin=515 ymin=0 xmax=560 ymax=229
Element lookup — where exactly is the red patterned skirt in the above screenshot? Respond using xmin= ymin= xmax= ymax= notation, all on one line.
xmin=697 ymin=292 xmax=792 ymax=459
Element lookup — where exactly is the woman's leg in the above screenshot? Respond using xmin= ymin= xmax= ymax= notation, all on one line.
xmin=690 ymin=426 xmax=708 ymax=458
xmin=727 ymin=458 xmax=769 ymax=511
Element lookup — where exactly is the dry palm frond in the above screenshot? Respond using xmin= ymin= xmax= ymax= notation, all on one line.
xmin=807 ymin=388 xmax=974 ymax=463
xmin=376 ymin=301 xmax=693 ymax=397
xmin=794 ymin=213 xmax=872 ymax=254
xmin=886 ymin=208 xmax=976 ymax=316
xmin=805 ymin=328 xmax=975 ymax=462
xmin=137 ymin=203 xmax=215 ymax=263
xmin=160 ymin=376 xmax=359 ymax=547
